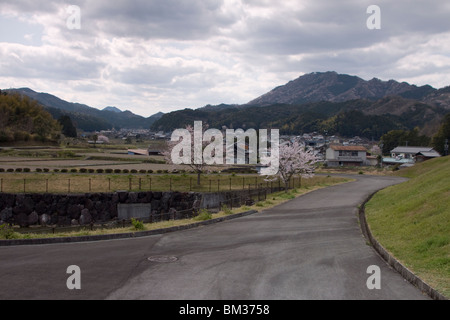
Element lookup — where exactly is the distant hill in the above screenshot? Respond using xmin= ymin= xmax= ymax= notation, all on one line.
xmin=103 ymin=106 xmax=122 ymax=113
xmin=247 ymin=71 xmax=439 ymax=106
xmin=4 ymin=88 xmax=164 ymax=132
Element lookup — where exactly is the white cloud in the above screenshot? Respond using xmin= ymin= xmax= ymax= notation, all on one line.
xmin=1 ymin=0 xmax=450 ymax=117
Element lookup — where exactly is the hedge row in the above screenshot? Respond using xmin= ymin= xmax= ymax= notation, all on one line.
xmin=0 ymin=168 xmax=256 ymax=174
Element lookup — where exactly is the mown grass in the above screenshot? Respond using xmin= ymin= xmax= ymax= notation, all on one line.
xmin=0 ymin=172 xmax=337 ymax=194
xmin=365 ymin=156 xmax=450 ymax=298
xmin=1 ymin=175 xmax=352 ymax=240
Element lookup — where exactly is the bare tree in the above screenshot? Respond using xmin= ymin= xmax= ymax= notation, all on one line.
xmin=163 ymin=123 xmax=211 ymax=185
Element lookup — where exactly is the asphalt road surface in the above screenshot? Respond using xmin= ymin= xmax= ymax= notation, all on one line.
xmin=0 ymin=174 xmax=430 ymax=300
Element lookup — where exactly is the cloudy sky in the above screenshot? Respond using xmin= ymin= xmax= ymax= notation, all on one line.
xmin=1 ymin=0 xmax=450 ymax=117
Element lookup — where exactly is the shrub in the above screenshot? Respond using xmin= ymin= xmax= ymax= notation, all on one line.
xmin=156 ymin=170 xmax=163 ymax=174
xmin=70 ymin=169 xmax=78 ymax=173
xmin=130 ymin=169 xmax=138 ymax=174
xmin=88 ymin=169 xmax=95 ymax=173
xmin=23 ymin=168 xmax=31 ymax=173
xmin=6 ymin=168 xmax=14 ymax=172
xmin=0 ymin=224 xmax=19 ymax=240
xmin=0 ymin=168 xmax=5 ymax=173
xmin=105 ymin=169 xmax=113 ymax=174
xmin=221 ymin=204 xmax=232 ymax=215
xmin=96 ymin=169 xmax=104 ymax=174
xmin=139 ymin=169 xmax=147 ymax=174
xmin=79 ymin=168 xmax=88 ymax=173
xmin=61 ymin=169 xmax=68 ymax=173
xmin=35 ymin=168 xmax=43 ymax=173
xmin=122 ymin=169 xmax=130 ymax=174
xmin=43 ymin=168 xmax=50 ymax=173
xmin=15 ymin=168 xmax=23 ymax=172
xmin=131 ymin=218 xmax=145 ymax=231
xmin=194 ymin=209 xmax=212 ymax=221
xmin=114 ymin=169 xmax=122 ymax=174
xmin=53 ymin=169 xmax=60 ymax=173
xmin=147 ymin=170 xmax=154 ymax=174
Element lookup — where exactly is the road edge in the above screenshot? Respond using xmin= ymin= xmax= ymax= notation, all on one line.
xmin=0 ymin=210 xmax=258 ymax=247
xmin=359 ymin=191 xmax=448 ymax=301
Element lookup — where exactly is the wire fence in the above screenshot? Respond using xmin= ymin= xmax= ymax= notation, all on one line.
xmin=0 ymin=175 xmax=303 ymax=194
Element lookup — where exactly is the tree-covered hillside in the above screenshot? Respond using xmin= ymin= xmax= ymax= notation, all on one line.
xmin=151 ymin=98 xmax=447 ymax=139
xmin=0 ymin=91 xmax=61 ymax=143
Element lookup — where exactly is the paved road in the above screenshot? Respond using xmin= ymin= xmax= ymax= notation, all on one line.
xmin=0 ymin=175 xmax=430 ymax=300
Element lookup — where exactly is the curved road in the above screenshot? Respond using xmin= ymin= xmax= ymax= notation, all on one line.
xmin=0 ymin=175 xmax=430 ymax=300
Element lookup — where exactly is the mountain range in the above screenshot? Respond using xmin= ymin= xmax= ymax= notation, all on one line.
xmin=247 ymin=71 xmax=445 ymax=106
xmin=4 ymin=71 xmax=450 ymax=139
xmin=4 ymin=88 xmax=164 ymax=132
xmin=151 ymin=71 xmax=450 ymax=139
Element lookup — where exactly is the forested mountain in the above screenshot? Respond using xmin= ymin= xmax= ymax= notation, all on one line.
xmin=152 ymin=72 xmax=449 ymax=139
xmin=0 ymin=91 xmax=61 ymax=143
xmin=4 ymin=88 xmax=164 ymax=132
xmin=152 ymin=97 xmax=448 ymax=140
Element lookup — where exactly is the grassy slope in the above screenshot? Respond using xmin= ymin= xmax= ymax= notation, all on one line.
xmin=365 ymin=156 xmax=450 ymax=297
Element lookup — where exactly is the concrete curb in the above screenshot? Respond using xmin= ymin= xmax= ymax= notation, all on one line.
xmin=359 ymin=191 xmax=448 ymax=301
xmin=0 ymin=210 xmax=258 ymax=247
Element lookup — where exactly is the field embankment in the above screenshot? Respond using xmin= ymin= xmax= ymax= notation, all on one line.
xmin=365 ymin=156 xmax=450 ymax=298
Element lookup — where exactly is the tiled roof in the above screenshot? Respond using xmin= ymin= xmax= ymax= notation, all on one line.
xmin=330 ymin=145 xmax=367 ymax=151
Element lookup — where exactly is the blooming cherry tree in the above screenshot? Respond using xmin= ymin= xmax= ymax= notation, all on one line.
xmin=265 ymin=141 xmax=317 ymax=191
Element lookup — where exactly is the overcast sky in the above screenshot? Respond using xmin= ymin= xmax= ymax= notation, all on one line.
xmin=1 ymin=0 xmax=450 ymax=117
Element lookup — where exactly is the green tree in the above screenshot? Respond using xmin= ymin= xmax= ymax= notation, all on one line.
xmin=58 ymin=115 xmax=77 ymax=138
xmin=431 ymin=113 xmax=450 ymax=155
xmin=380 ymin=128 xmax=431 ymax=155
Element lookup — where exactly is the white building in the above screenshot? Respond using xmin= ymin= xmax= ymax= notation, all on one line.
xmin=326 ymin=145 xmax=368 ymax=167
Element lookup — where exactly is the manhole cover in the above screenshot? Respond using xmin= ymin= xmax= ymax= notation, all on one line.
xmin=147 ymin=256 xmax=178 ymax=263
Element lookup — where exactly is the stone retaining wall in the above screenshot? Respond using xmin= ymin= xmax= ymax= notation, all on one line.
xmin=0 ymin=191 xmax=202 ymax=227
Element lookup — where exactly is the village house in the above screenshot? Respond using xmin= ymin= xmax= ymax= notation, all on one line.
xmin=325 ymin=145 xmax=369 ymax=167
xmin=383 ymin=146 xmax=441 ymax=166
